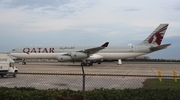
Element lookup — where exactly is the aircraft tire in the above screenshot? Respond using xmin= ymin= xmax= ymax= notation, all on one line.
xmin=13 ymin=74 xmax=17 ymax=77
xmin=13 ymin=70 xmax=18 ymax=77
xmin=89 ymin=62 xmax=93 ymax=66
xmin=98 ymin=61 xmax=101 ymax=64
xmin=81 ymin=62 xmax=85 ymax=66
xmin=22 ymin=62 xmax=26 ymax=65
xmin=1 ymin=74 xmax=4 ymax=78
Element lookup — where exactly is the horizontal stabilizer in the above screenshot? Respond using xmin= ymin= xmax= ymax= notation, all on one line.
xmin=150 ymin=44 xmax=171 ymax=52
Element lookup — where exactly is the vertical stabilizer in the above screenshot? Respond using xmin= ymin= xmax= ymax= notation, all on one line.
xmin=138 ymin=24 xmax=169 ymax=46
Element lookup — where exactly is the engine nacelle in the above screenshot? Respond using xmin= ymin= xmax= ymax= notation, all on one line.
xmin=57 ymin=52 xmax=88 ymax=62
xmin=86 ymin=54 xmax=103 ymax=60
xmin=70 ymin=52 xmax=88 ymax=60
xmin=57 ymin=56 xmax=72 ymax=62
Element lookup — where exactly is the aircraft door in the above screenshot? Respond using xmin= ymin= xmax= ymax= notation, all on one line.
xmin=129 ymin=44 xmax=133 ymax=52
xmin=133 ymin=47 xmax=138 ymax=52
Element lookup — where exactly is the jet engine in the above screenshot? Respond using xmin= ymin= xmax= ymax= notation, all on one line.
xmin=70 ymin=52 xmax=88 ymax=60
xmin=57 ymin=52 xmax=88 ymax=62
xmin=57 ymin=56 xmax=72 ymax=62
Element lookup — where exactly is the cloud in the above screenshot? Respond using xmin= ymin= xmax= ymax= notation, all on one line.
xmin=123 ymin=8 xmax=139 ymax=12
xmin=0 ymin=0 xmax=180 ymax=59
xmin=1 ymin=0 xmax=70 ymax=8
xmin=0 ymin=0 xmax=180 ymax=33
xmin=0 ymin=0 xmax=99 ymax=32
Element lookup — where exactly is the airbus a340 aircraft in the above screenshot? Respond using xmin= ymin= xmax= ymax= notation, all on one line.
xmin=10 ymin=24 xmax=171 ymax=66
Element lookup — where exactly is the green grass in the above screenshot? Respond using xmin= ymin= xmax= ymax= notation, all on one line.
xmin=143 ymin=78 xmax=180 ymax=89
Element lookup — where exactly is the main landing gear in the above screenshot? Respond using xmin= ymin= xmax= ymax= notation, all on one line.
xmin=81 ymin=62 xmax=93 ymax=66
xmin=81 ymin=60 xmax=93 ymax=66
xmin=80 ymin=60 xmax=102 ymax=66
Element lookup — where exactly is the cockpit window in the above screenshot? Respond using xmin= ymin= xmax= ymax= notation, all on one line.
xmin=12 ymin=49 xmax=15 ymax=51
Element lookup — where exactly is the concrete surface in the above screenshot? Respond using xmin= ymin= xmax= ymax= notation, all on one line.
xmin=0 ymin=62 xmax=180 ymax=90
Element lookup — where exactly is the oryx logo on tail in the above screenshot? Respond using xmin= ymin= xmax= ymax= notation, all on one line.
xmin=138 ymin=24 xmax=169 ymax=46
xmin=148 ymin=24 xmax=168 ymax=45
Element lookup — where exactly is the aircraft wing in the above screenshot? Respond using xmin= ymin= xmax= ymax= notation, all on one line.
xmin=61 ymin=42 xmax=109 ymax=56
xmin=80 ymin=42 xmax=109 ymax=54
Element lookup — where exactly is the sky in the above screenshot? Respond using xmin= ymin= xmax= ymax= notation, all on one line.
xmin=0 ymin=0 xmax=180 ymax=59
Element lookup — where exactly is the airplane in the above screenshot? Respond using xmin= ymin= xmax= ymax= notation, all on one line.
xmin=10 ymin=24 xmax=171 ymax=66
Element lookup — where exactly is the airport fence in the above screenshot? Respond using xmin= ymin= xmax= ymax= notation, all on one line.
xmin=0 ymin=72 xmax=180 ymax=91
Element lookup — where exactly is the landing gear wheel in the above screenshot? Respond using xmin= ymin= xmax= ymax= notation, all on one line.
xmin=86 ymin=63 xmax=89 ymax=66
xmin=22 ymin=62 xmax=26 ymax=65
xmin=22 ymin=59 xmax=26 ymax=65
xmin=89 ymin=62 xmax=93 ymax=66
xmin=13 ymin=71 xmax=18 ymax=77
xmin=1 ymin=74 xmax=4 ymax=78
xmin=81 ymin=62 xmax=85 ymax=67
xmin=13 ymin=74 xmax=17 ymax=77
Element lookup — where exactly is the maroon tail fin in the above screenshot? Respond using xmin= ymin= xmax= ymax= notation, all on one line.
xmin=138 ymin=24 xmax=169 ymax=46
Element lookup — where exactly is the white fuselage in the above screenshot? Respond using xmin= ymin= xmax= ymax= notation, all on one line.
xmin=10 ymin=46 xmax=151 ymax=60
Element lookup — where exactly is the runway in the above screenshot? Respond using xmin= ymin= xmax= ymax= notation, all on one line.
xmin=0 ymin=62 xmax=180 ymax=90
xmin=15 ymin=62 xmax=180 ymax=75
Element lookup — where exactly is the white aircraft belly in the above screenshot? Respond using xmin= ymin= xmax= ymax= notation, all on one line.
xmin=11 ymin=52 xmax=146 ymax=60
xmin=97 ymin=53 xmax=146 ymax=59
xmin=10 ymin=53 xmax=62 ymax=59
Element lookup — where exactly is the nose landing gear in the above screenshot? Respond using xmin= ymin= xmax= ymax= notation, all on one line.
xmin=22 ymin=59 xmax=26 ymax=65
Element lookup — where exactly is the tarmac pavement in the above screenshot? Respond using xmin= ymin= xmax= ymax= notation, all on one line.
xmin=0 ymin=62 xmax=180 ymax=90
